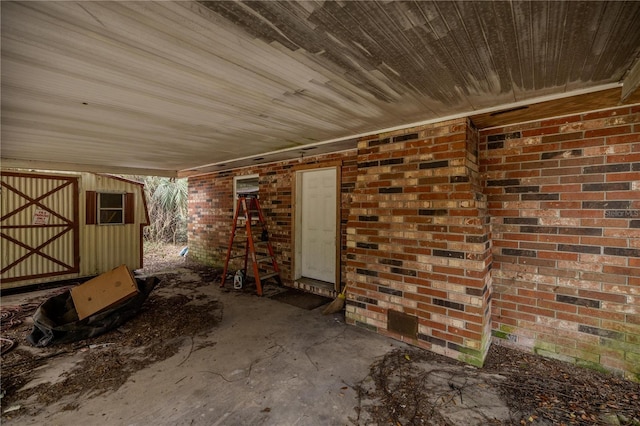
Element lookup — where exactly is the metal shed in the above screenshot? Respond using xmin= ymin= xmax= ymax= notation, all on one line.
xmin=1 ymin=170 xmax=149 ymax=291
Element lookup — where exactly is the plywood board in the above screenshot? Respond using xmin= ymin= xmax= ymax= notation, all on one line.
xmin=71 ymin=264 xmax=139 ymax=320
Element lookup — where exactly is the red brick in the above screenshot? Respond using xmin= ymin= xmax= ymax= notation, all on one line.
xmin=448 ymin=326 xmax=482 ymax=341
xmin=522 ymin=126 xmax=561 ymax=137
xmin=585 ymin=126 xmax=632 ymax=138
xmin=605 ymin=172 xmax=640 ymax=182
xmin=517 ymin=304 xmax=555 ymax=318
xmin=556 ymin=311 xmax=600 ymax=326
xmin=577 ymin=290 xmax=627 ymax=304
xmin=606 ymin=134 xmax=640 ymax=145
xmin=627 ymin=314 xmax=640 ymax=325
xmin=538 ymin=300 xmax=577 ymax=313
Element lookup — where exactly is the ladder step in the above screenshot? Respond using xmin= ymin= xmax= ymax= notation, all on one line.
xmin=258 ymin=272 xmax=279 ymax=281
xmin=255 ymin=256 xmax=273 ymax=263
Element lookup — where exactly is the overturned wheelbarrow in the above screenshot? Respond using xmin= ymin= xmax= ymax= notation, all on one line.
xmin=27 ymin=276 xmax=160 ymax=347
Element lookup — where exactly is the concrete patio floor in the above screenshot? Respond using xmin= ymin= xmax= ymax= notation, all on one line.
xmin=2 ymin=268 xmax=515 ymax=425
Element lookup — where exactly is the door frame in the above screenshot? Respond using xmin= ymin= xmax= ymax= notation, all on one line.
xmin=292 ymin=162 xmax=341 ymax=291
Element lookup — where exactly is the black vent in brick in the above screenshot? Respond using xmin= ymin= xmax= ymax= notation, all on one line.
xmin=433 ymin=249 xmax=465 ymax=259
xmin=487 ymin=179 xmax=520 ymax=186
xmin=356 ymin=268 xmax=378 ymax=277
xmin=356 ymin=242 xmax=379 ymax=249
xmin=388 ymin=310 xmax=418 ymax=338
xmin=379 ymin=286 xmax=402 ymax=296
xmin=487 ymin=134 xmax=506 ymax=142
xmin=505 ymin=186 xmax=539 ymax=193
xmin=379 ymin=187 xmax=403 ymax=193
xmin=433 ymin=298 xmax=465 ymax=311
xmin=394 ymin=133 xmax=419 ymax=142
xmin=419 ymin=160 xmax=449 ymax=169
xmin=419 ymin=209 xmax=448 ymax=216
xmin=558 ymin=244 xmax=601 ymax=254
xmin=358 ymin=161 xmax=379 ymax=168
xmin=556 ymin=294 xmax=600 ymax=308
xmin=522 ymin=193 xmax=559 ymax=201
xmin=502 ymin=248 xmax=537 ymax=257
xmin=583 ymin=182 xmax=630 ymax=191
xmin=380 ymin=158 xmax=404 ymax=166
xmin=369 ymin=138 xmax=391 ymax=147
xmin=504 ymin=217 xmax=539 ymax=225
xmin=487 ymin=131 xmax=521 ymax=141
xmin=379 ymin=258 xmax=403 ymax=266
xmin=390 ymin=267 xmax=417 ymax=277
xmin=583 ymin=201 xmax=631 ymax=210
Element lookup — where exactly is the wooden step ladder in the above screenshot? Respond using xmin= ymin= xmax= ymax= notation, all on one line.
xmin=220 ymin=194 xmax=281 ymax=296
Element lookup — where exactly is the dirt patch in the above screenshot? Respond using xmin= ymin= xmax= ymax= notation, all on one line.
xmin=485 ymin=345 xmax=640 ymax=425
xmin=355 ymin=347 xmax=640 ymax=425
xmin=138 ymin=242 xmax=187 ymax=275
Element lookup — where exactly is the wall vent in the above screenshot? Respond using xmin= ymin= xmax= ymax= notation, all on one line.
xmin=387 ymin=310 xmax=418 ymax=338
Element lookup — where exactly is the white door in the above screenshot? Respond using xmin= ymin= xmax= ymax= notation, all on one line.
xmin=300 ymin=168 xmax=336 ymax=283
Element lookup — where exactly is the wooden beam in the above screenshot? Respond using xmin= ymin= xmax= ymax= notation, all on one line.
xmin=621 ymin=57 xmax=640 ymax=102
xmin=1 ymin=158 xmax=177 ymax=177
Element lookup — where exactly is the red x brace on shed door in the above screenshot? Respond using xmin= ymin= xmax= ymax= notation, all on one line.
xmin=1 ymin=172 xmax=80 ymax=283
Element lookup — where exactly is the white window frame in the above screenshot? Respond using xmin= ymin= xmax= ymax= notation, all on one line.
xmin=98 ymin=192 xmax=125 ymax=225
xmin=233 ymin=174 xmax=259 ymax=215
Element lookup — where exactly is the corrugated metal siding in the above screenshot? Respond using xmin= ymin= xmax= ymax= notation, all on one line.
xmin=79 ymin=174 xmax=146 ymax=276
xmin=1 ymin=173 xmax=78 ymax=284
xmin=1 ymin=171 xmax=147 ymax=290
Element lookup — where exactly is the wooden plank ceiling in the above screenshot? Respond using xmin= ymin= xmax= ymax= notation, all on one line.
xmin=1 ymin=1 xmax=639 ymax=176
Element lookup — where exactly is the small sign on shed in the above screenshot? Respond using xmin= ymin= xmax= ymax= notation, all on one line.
xmin=32 ymin=208 xmax=50 ymax=225
xmin=70 ymin=264 xmax=139 ymax=320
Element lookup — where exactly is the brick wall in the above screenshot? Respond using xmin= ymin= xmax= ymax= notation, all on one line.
xmin=188 ymin=151 xmax=358 ymax=285
xmin=345 ymin=118 xmax=493 ymax=367
xmin=480 ymin=105 xmax=640 ymax=381
xmin=187 ymin=104 xmax=639 ymax=379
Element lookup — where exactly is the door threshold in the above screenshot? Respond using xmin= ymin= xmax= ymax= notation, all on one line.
xmin=293 ymin=277 xmax=336 ymax=298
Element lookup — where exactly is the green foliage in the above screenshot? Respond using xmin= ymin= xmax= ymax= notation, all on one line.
xmin=129 ymin=176 xmax=188 ymax=244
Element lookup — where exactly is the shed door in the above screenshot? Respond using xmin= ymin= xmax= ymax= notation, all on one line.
xmin=1 ymin=172 xmax=80 ymax=284
xmin=300 ymin=168 xmax=336 ymax=283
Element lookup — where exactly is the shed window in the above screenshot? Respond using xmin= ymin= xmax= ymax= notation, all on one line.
xmin=99 ymin=193 xmax=125 ymax=224
xmin=86 ymin=191 xmax=135 ymax=225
